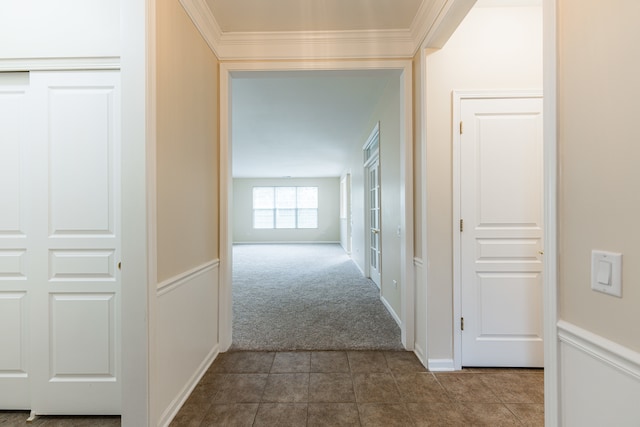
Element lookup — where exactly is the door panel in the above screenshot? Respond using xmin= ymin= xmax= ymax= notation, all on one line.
xmin=49 ymin=250 xmax=116 ymax=280
xmin=49 ymin=89 xmax=113 ymax=234
xmin=0 ymin=292 xmax=29 ymax=408
xmin=49 ymin=294 xmax=115 ymax=377
xmin=28 ymin=71 xmax=121 ymax=414
xmin=460 ymin=96 xmax=543 ymax=367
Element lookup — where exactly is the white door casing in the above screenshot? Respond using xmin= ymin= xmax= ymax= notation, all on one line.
xmin=0 ymin=70 xmax=122 ymax=414
xmin=455 ymin=92 xmax=544 ymax=368
xmin=340 ymin=174 xmax=352 ymax=254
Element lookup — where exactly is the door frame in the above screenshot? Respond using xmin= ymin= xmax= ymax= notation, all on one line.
xmin=452 ymin=90 xmax=544 ymax=370
xmin=218 ymin=59 xmax=415 ymax=350
xmin=339 ymin=173 xmax=352 ymax=255
xmin=363 ymin=122 xmax=381 ymax=289
xmin=542 ymin=0 xmax=559 ymax=422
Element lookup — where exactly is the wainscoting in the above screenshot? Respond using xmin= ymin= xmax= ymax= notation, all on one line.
xmin=157 ymin=260 xmax=220 ymax=426
xmin=558 ymin=320 xmax=640 ymax=426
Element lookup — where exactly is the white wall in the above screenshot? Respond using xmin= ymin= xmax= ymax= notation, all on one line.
xmin=0 ymin=0 xmax=120 ymax=60
xmin=423 ymin=4 xmax=543 ymax=362
xmin=347 ymin=73 xmax=404 ymax=319
xmin=232 ymin=178 xmax=340 ymax=243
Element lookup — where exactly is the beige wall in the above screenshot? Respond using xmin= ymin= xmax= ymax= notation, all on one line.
xmin=154 ymin=1 xmax=221 ymax=422
xmin=156 ymin=0 xmax=219 ymax=282
xmin=558 ymin=0 xmax=640 ymax=352
xmin=424 ymin=5 xmax=542 ymax=359
xmin=232 ymin=178 xmax=340 ymax=243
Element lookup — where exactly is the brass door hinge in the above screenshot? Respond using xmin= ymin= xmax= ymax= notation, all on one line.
xmin=460 ymin=219 xmax=464 ymax=232
xmin=460 ymin=121 xmax=464 ymax=134
xmin=461 ymin=317 xmax=465 ymax=331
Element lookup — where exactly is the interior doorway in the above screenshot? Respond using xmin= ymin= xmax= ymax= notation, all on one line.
xmin=219 ymin=61 xmax=415 ymax=351
xmin=453 ymin=91 xmax=544 ymax=368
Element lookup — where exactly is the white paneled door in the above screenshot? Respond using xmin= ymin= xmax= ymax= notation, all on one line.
xmin=460 ymin=95 xmax=544 ymax=367
xmin=0 ymin=71 xmax=121 ymax=414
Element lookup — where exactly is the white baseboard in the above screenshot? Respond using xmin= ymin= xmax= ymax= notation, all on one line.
xmin=160 ymin=344 xmax=220 ymax=427
xmin=380 ymin=295 xmax=402 ymax=327
xmin=413 ymin=343 xmax=427 ymax=368
xmin=428 ymin=359 xmax=455 ymax=372
xmin=558 ymin=320 xmax=640 ymax=427
xmin=353 ymin=261 xmax=366 ymax=277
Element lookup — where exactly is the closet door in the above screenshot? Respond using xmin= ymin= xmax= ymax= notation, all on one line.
xmin=28 ymin=71 xmax=122 ymax=415
xmin=0 ymin=73 xmax=30 ymax=409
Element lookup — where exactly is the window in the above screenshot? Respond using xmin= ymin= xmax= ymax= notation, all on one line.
xmin=253 ymin=186 xmax=318 ymax=229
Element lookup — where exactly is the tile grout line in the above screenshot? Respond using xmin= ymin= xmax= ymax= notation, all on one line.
xmin=252 ymin=351 xmax=277 ymax=426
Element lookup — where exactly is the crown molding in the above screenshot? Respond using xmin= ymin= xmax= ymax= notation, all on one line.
xmin=215 ymin=29 xmax=415 ymax=60
xmin=419 ymin=0 xmax=477 ymax=50
xmin=180 ymin=0 xmax=471 ymax=61
xmin=409 ymin=0 xmax=449 ymax=48
xmin=179 ymin=0 xmax=223 ymax=58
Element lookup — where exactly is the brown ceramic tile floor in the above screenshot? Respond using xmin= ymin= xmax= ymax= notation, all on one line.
xmin=171 ymin=350 xmax=544 ymax=426
xmin=0 ymin=351 xmax=543 ymax=426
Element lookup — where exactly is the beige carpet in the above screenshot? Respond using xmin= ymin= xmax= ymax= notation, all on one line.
xmin=231 ymin=244 xmax=403 ymax=351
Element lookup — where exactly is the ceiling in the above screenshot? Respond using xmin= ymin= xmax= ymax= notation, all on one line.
xmin=205 ymin=0 xmax=424 ymax=33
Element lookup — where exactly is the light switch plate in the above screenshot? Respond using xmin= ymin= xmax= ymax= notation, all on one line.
xmin=591 ymin=250 xmax=622 ymax=297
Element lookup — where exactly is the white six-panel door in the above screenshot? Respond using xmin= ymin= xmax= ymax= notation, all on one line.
xmin=459 ymin=95 xmax=544 ymax=367
xmin=0 ymin=71 xmax=121 ymax=414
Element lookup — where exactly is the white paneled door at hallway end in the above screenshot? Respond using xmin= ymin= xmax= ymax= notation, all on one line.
xmin=0 ymin=70 xmax=121 ymax=415
xmin=456 ymin=93 xmax=544 ymax=368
